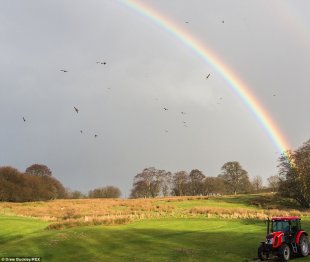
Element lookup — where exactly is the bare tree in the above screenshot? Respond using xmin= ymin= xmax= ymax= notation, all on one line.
xmin=159 ymin=171 xmax=172 ymax=197
xmin=203 ymin=177 xmax=226 ymax=195
xmin=267 ymin=175 xmax=280 ymax=192
xmin=172 ymin=171 xmax=189 ymax=196
xmin=252 ymin=175 xmax=263 ymax=192
xmin=130 ymin=167 xmax=170 ymax=198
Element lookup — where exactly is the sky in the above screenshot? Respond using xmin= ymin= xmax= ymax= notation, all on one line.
xmin=1 ymin=0 xmax=310 ymax=196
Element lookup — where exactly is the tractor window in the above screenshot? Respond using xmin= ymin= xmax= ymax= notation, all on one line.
xmin=290 ymin=220 xmax=299 ymax=234
xmin=272 ymin=220 xmax=290 ymax=233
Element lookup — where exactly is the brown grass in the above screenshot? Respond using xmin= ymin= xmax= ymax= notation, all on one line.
xmin=0 ymin=195 xmax=309 ymax=230
xmin=188 ymin=207 xmax=304 ymax=220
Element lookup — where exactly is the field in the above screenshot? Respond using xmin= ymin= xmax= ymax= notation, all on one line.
xmin=1 ymin=194 xmax=310 ymax=261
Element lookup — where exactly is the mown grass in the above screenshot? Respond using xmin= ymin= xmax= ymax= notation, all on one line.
xmin=0 ymin=216 xmax=267 ymax=261
xmin=1 ymin=194 xmax=310 ymax=261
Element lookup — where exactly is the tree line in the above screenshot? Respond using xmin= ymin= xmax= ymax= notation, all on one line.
xmin=130 ymin=138 xmax=310 ymax=210
xmin=130 ymin=162 xmax=266 ymax=198
xmin=0 ymin=164 xmax=121 ymax=202
xmin=0 ymin=164 xmax=66 ymax=201
xmin=2 ymin=138 xmax=310 ymax=206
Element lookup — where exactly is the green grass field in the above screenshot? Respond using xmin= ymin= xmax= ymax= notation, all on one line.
xmin=1 ymin=194 xmax=310 ymax=262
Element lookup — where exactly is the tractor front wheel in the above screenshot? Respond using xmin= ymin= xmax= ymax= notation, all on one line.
xmin=298 ymin=234 xmax=309 ymax=257
xmin=258 ymin=244 xmax=268 ymax=261
xmin=279 ymin=243 xmax=290 ymax=261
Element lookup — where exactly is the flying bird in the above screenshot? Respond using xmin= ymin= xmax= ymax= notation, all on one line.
xmin=80 ymin=130 xmax=83 ymax=134
xmin=222 ymin=20 xmax=224 ymax=23
xmin=206 ymin=73 xmax=210 ymax=79
xmin=74 ymin=107 xmax=79 ymax=113
xmin=94 ymin=134 xmax=98 ymax=138
xmin=22 ymin=117 xmax=26 ymax=122
xmin=60 ymin=70 xmax=68 ymax=72
xmin=185 ymin=21 xmax=189 ymax=24
xmin=273 ymin=94 xmax=276 ymax=97
xmin=181 ymin=111 xmax=186 ymax=115
xmin=163 ymin=107 xmax=168 ymax=111
xmin=164 ymin=130 xmax=168 ymax=133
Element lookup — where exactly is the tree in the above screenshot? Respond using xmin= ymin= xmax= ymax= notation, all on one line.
xmin=130 ymin=180 xmax=149 ymax=198
xmin=25 ymin=164 xmax=52 ymax=177
xmin=188 ymin=169 xmax=205 ymax=196
xmin=130 ymin=167 xmax=170 ymax=198
xmin=89 ymin=186 xmax=121 ymax=198
xmin=172 ymin=171 xmax=189 ymax=196
xmin=218 ymin=161 xmax=251 ymax=195
xmin=252 ymin=175 xmax=263 ymax=192
xmin=267 ymin=175 xmax=280 ymax=192
xmin=278 ymin=139 xmax=310 ymax=208
xmin=203 ymin=177 xmax=226 ymax=195
xmin=66 ymin=189 xmax=86 ymax=199
xmin=0 ymin=166 xmax=23 ymax=201
xmin=159 ymin=171 xmax=172 ymax=197
xmin=0 ymin=164 xmax=67 ymax=202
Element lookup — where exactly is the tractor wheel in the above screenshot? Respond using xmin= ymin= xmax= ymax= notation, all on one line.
xmin=257 ymin=244 xmax=268 ymax=261
xmin=279 ymin=243 xmax=290 ymax=261
xmin=298 ymin=234 xmax=309 ymax=257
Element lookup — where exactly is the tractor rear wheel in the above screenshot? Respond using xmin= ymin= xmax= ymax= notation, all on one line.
xmin=298 ymin=234 xmax=309 ymax=257
xmin=279 ymin=243 xmax=290 ymax=261
xmin=258 ymin=244 xmax=268 ymax=261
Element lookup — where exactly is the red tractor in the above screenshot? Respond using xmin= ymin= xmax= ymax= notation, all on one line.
xmin=258 ymin=216 xmax=309 ymax=261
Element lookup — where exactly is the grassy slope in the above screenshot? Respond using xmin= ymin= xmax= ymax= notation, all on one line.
xmin=1 ymin=194 xmax=310 ymax=262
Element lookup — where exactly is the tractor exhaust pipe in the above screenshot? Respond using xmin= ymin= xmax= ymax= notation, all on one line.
xmin=267 ymin=217 xmax=270 ymax=235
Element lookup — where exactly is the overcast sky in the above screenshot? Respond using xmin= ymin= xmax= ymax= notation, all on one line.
xmin=1 ymin=0 xmax=310 ymax=196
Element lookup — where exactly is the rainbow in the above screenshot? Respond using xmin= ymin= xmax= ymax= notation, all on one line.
xmin=121 ymin=0 xmax=291 ymax=154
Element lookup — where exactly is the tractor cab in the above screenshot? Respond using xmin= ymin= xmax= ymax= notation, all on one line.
xmin=272 ymin=217 xmax=300 ymax=234
xmin=258 ymin=216 xmax=309 ymax=261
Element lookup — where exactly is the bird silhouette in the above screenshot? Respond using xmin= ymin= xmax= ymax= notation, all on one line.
xmin=80 ymin=130 xmax=83 ymax=134
xmin=164 ymin=130 xmax=168 ymax=133
xmin=60 ymin=70 xmax=68 ymax=72
xmin=181 ymin=111 xmax=186 ymax=115
xmin=94 ymin=134 xmax=98 ymax=138
xmin=163 ymin=107 xmax=168 ymax=111
xmin=222 ymin=20 xmax=224 ymax=23
xmin=206 ymin=73 xmax=210 ymax=79
xmin=74 ymin=107 xmax=79 ymax=113
xmin=23 ymin=117 xmax=26 ymax=122
xmin=273 ymin=94 xmax=276 ymax=97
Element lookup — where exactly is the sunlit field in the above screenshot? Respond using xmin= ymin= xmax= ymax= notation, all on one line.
xmin=1 ymin=194 xmax=310 ymax=261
